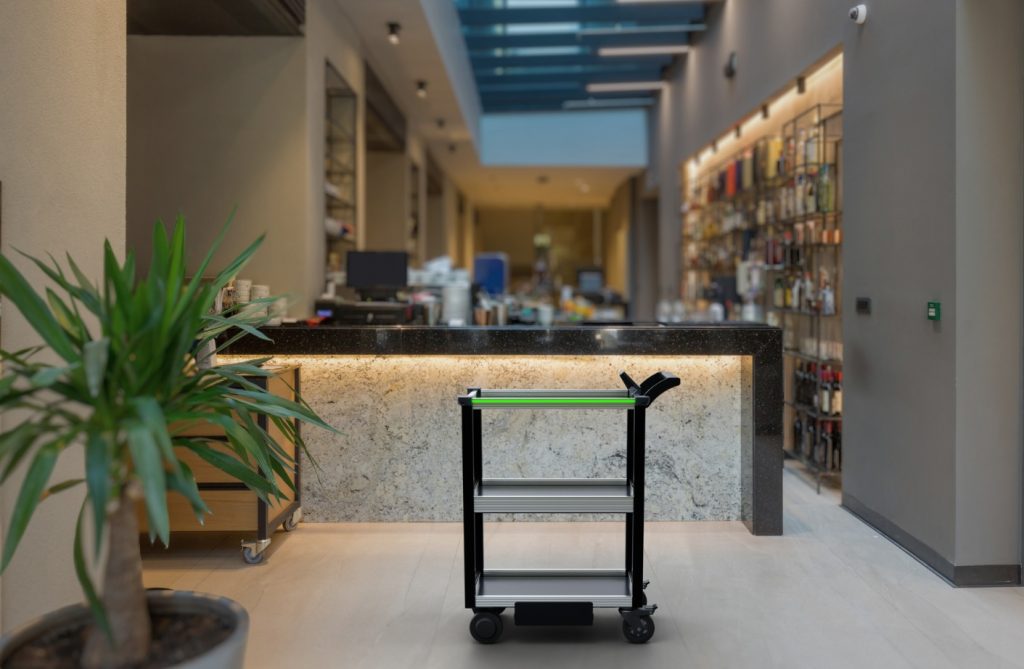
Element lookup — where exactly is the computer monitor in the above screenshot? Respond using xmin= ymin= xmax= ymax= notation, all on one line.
xmin=577 ymin=267 xmax=605 ymax=295
xmin=346 ymin=251 xmax=408 ymax=299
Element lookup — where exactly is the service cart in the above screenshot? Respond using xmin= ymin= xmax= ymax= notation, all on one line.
xmin=458 ymin=370 xmax=680 ymax=644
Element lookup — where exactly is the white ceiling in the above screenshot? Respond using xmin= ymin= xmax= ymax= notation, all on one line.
xmin=332 ymin=0 xmax=639 ymax=209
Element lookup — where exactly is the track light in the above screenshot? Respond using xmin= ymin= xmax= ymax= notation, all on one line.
xmin=416 ymin=80 xmax=427 ymax=99
xmin=387 ymin=22 xmax=401 ymax=45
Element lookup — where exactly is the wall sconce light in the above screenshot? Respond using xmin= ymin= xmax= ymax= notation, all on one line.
xmin=416 ymin=80 xmax=427 ymax=98
xmin=387 ymin=22 xmax=401 ymax=45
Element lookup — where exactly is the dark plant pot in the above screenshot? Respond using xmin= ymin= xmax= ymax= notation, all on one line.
xmin=0 ymin=591 xmax=249 ymax=668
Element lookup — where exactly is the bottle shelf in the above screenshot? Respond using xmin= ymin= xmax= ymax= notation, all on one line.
xmin=474 ymin=478 xmax=633 ymax=513
xmin=784 ymin=350 xmax=843 ymax=367
xmin=785 ymin=400 xmax=842 ymax=422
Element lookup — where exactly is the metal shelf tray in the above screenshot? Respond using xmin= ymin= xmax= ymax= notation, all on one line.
xmin=476 ymin=570 xmax=633 ymax=608
xmin=474 ymin=478 xmax=633 ymax=513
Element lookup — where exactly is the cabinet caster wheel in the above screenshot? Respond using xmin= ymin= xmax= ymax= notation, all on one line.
xmin=242 ymin=547 xmax=265 ymax=565
xmin=622 ymin=615 xmax=655 ymax=644
xmin=470 ymin=612 xmax=503 ymax=644
xmin=284 ymin=513 xmax=299 ymax=532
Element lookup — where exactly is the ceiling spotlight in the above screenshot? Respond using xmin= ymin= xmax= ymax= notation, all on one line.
xmin=416 ymin=80 xmax=427 ymax=99
xmin=734 ymin=126 xmax=741 ymax=139
xmin=761 ymin=104 xmax=770 ymax=119
xmin=537 ymin=175 xmax=549 ymax=185
xmin=796 ymin=76 xmax=806 ymax=94
xmin=387 ymin=22 xmax=401 ymax=45
xmin=436 ymin=118 xmax=446 ymax=129
xmin=448 ymin=143 xmax=457 ymax=154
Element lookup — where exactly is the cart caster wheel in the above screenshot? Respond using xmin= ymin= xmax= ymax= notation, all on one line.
xmin=242 ymin=547 xmax=265 ymax=565
xmin=470 ymin=612 xmax=503 ymax=644
xmin=622 ymin=615 xmax=655 ymax=644
xmin=283 ymin=513 xmax=299 ymax=532
xmin=472 ymin=607 xmax=505 ymax=615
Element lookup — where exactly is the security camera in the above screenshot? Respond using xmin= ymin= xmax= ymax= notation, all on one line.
xmin=849 ymin=4 xmax=867 ymax=24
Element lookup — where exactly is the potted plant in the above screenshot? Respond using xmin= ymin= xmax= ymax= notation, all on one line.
xmin=0 ymin=217 xmax=334 ymax=668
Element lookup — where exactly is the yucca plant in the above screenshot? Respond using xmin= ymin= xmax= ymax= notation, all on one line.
xmin=0 ymin=216 xmax=333 ymax=668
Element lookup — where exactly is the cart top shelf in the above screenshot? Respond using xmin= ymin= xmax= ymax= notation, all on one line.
xmin=458 ymin=371 xmax=680 ymax=409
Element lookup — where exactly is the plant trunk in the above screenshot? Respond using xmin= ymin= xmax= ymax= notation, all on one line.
xmin=82 ymin=492 xmax=151 ymax=668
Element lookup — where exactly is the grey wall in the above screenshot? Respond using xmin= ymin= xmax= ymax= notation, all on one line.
xmin=841 ymin=1 xmax=959 ymax=564
xmin=364 ymin=151 xmax=409 ymax=252
xmin=127 ymin=36 xmax=310 ymax=314
xmin=657 ymin=0 xmax=1024 ymax=576
xmin=0 ymin=1 xmax=126 ymax=628
xmin=953 ymin=0 xmax=1024 ymax=566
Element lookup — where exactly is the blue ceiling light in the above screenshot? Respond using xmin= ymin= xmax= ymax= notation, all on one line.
xmin=453 ymin=0 xmax=712 ymax=113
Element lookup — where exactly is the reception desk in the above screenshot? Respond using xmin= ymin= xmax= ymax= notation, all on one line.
xmin=224 ymin=324 xmax=782 ymax=535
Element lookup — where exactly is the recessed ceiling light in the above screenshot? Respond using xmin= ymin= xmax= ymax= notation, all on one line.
xmin=416 ymin=80 xmax=427 ymax=98
xmin=586 ymin=81 xmax=665 ymax=93
xmin=599 ymin=45 xmax=690 ymax=57
xmin=387 ymin=22 xmax=401 ymax=45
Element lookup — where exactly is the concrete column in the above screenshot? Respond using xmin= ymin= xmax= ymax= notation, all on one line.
xmin=0 ymin=1 xmax=127 ymax=629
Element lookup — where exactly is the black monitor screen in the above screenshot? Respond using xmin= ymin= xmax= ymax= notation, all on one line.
xmin=346 ymin=251 xmax=408 ymax=290
xmin=577 ymin=268 xmax=604 ymax=294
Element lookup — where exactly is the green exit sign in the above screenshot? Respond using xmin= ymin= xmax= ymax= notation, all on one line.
xmin=927 ymin=301 xmax=941 ymax=321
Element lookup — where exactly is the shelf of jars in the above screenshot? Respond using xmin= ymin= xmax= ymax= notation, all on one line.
xmin=682 ymin=103 xmax=843 ymax=491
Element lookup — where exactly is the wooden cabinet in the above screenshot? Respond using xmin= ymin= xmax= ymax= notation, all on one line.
xmin=139 ymin=365 xmax=302 ymax=563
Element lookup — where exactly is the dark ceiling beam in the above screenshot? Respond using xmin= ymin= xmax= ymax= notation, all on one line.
xmin=471 ymin=53 xmax=673 ymax=69
xmin=458 ymin=4 xmax=704 ymax=26
xmin=464 ymin=29 xmax=699 ymax=51
xmin=127 ymin=0 xmax=303 ymax=35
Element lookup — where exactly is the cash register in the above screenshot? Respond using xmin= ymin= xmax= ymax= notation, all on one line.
xmin=315 ymin=251 xmax=416 ymax=325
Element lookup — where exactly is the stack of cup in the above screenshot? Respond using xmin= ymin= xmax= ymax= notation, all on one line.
xmin=234 ymin=279 xmax=252 ymax=304
xmin=251 ymin=285 xmax=271 ymax=319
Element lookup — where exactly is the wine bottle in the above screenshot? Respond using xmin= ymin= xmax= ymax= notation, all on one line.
xmin=832 ymin=370 xmax=843 ymax=416
xmin=819 ymin=365 xmax=831 ymax=415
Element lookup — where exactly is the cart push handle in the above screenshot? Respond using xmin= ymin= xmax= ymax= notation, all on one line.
xmin=619 ymin=371 xmax=680 ymax=404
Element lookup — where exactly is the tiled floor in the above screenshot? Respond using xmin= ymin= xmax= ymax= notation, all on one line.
xmin=142 ymin=465 xmax=1024 ymax=668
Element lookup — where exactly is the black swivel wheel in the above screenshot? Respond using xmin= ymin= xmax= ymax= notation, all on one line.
xmin=470 ymin=612 xmax=503 ymax=644
xmin=622 ymin=615 xmax=655 ymax=644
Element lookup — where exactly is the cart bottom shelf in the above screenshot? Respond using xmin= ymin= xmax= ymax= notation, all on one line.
xmin=476 ymin=570 xmax=633 ymax=608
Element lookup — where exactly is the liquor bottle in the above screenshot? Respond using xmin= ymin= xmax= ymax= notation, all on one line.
xmin=805 ymin=363 xmax=817 ymax=406
xmin=797 ymin=129 xmax=806 ymax=167
xmin=819 ymin=365 xmax=831 ymax=415
xmin=805 ymin=174 xmax=817 ymax=215
xmin=823 ymin=421 xmax=834 ymax=469
xmin=832 ymin=370 xmax=843 ymax=416
xmin=833 ymin=422 xmax=842 ymax=470
xmin=773 ymin=277 xmax=785 ymax=308
xmin=805 ymin=127 xmax=818 ymax=165
xmin=795 ymin=174 xmax=806 ymax=216
xmin=818 ymin=164 xmax=833 ymax=213
xmin=793 ymin=414 xmax=802 ymax=454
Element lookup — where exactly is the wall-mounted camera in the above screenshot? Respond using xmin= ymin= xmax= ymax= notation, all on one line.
xmin=849 ymin=4 xmax=867 ymax=25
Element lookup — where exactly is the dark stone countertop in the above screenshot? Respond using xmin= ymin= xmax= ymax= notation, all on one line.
xmin=223 ymin=323 xmax=781 ymax=357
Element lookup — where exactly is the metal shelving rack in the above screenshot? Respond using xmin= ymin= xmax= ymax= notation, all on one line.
xmin=324 ymin=61 xmax=357 ymax=282
xmin=457 ymin=371 xmax=680 ymax=644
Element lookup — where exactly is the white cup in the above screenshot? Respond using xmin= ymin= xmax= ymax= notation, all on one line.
xmin=538 ymin=304 xmax=555 ymax=327
xmin=235 ymin=279 xmax=253 ymax=303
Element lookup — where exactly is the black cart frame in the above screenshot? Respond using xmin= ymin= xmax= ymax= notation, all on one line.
xmin=457 ymin=371 xmax=680 ymax=644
